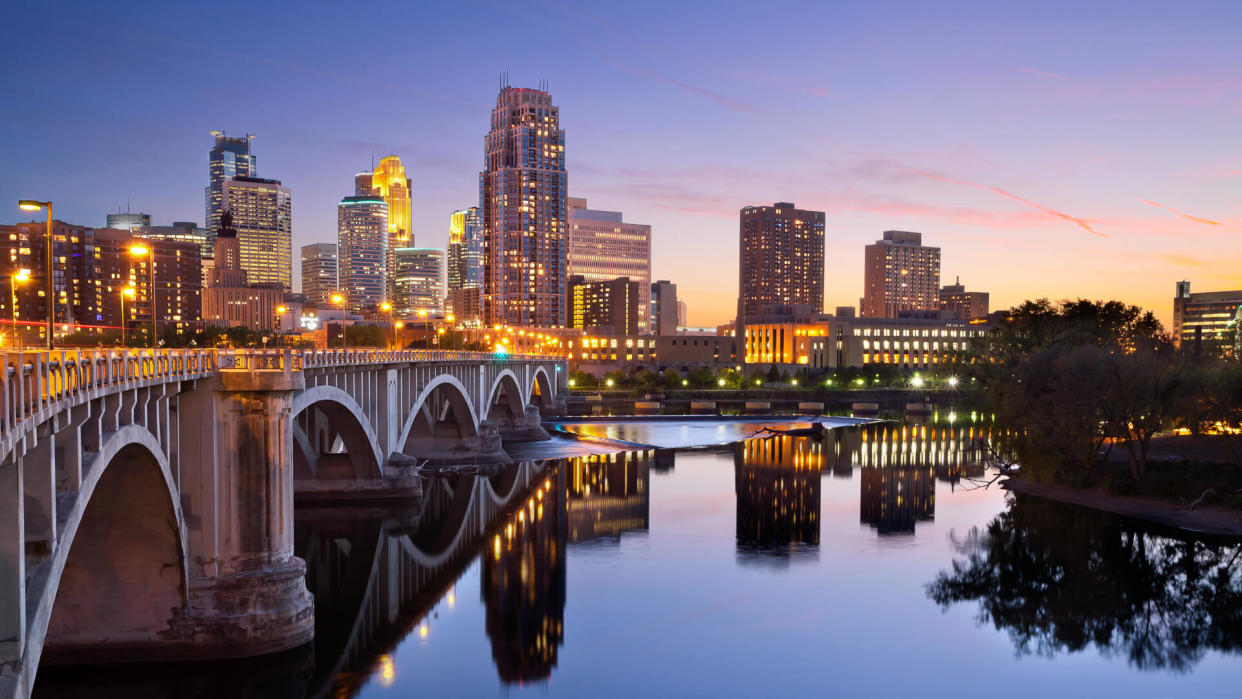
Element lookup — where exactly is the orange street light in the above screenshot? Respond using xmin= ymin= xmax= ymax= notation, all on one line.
xmin=129 ymin=243 xmax=156 ymax=348
xmin=120 ymin=285 xmax=136 ymax=347
xmin=16 ymin=199 xmax=53 ymax=349
xmin=8 ymin=268 xmax=30 ymax=349
xmin=331 ymin=293 xmax=347 ymax=349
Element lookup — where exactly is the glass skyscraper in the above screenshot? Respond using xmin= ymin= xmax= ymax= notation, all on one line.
xmin=479 ymin=84 xmax=567 ymax=327
xmin=447 ymin=207 xmax=482 ymax=291
xmin=337 ymin=195 xmax=388 ymax=312
xmin=205 ymin=131 xmax=256 ymax=240
xmin=223 ymin=176 xmax=293 ymax=291
xmin=394 ymin=247 xmax=444 ymax=314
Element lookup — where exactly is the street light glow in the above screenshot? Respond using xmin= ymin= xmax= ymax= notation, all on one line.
xmin=17 ymin=200 xmax=47 ymax=211
xmin=380 ymin=302 xmax=391 ymax=312
xmin=128 ymin=244 xmax=150 ymax=257
xmin=13 ymin=269 xmax=30 ymax=283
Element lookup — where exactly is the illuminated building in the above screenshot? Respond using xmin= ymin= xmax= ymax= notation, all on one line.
xmin=447 ymin=207 xmax=482 ymax=292
xmin=446 ymin=287 xmax=481 ymax=325
xmin=655 ymin=334 xmax=739 ymax=368
xmin=393 ymin=247 xmax=444 ymax=314
xmin=739 ymin=203 xmax=825 ymax=317
xmin=569 ymin=275 xmax=639 ymax=335
xmin=651 ymin=279 xmax=679 ymax=335
xmin=566 ymin=334 xmax=655 ymax=369
xmin=1 ymin=220 xmax=102 ymax=342
xmin=1173 ymin=281 xmax=1242 ymax=357
xmin=734 ymin=437 xmax=821 ymax=553
xmin=862 ymin=231 xmax=941 ymax=318
xmin=338 ymin=195 xmax=388 ymax=312
xmin=137 ymin=221 xmax=211 ymax=261
xmin=300 ymin=242 xmax=338 ymax=306
xmin=203 ymin=212 xmax=284 ymax=330
xmin=567 ymin=197 xmax=651 ymax=333
xmin=94 ymin=228 xmax=202 ymax=337
xmin=807 ymin=311 xmax=990 ymax=368
xmin=567 ymin=452 xmax=649 ymax=543
xmin=358 ymin=156 xmax=413 ymax=299
xmin=205 ymin=130 xmax=256 ymax=241
xmin=106 ymin=211 xmax=150 ymax=231
xmin=479 ymin=84 xmax=567 ymax=327
xmin=483 ymin=463 xmax=566 ymax=683
xmin=223 ymin=175 xmax=292 ymax=291
xmin=938 ymin=276 xmax=989 ymax=320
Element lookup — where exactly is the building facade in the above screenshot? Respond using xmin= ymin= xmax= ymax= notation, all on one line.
xmin=1173 ymin=281 xmax=1242 ymax=357
xmin=567 ymin=197 xmax=652 ymax=333
xmin=569 ymin=275 xmax=640 ymax=336
xmin=138 ymin=221 xmax=211 ymax=260
xmin=447 ymin=206 xmax=483 ymax=292
xmin=938 ymin=276 xmax=989 ymax=320
xmin=393 ymin=247 xmax=444 ymax=314
xmin=94 ymin=228 xmax=202 ymax=338
xmin=205 ymin=131 xmax=256 ymax=240
xmin=223 ymin=175 xmax=292 ymax=291
xmin=651 ymin=279 xmax=679 ymax=336
xmin=862 ymin=231 xmax=941 ymax=318
xmin=739 ymin=203 xmax=825 ymax=318
xmin=106 ymin=212 xmax=150 ymax=231
xmin=479 ymin=85 xmax=568 ymax=327
xmin=202 ymin=213 xmax=283 ymax=330
xmin=337 ymin=195 xmax=388 ymax=312
xmin=300 ymin=242 xmax=338 ymax=305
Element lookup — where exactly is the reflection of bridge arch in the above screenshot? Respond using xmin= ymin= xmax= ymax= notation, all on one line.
xmin=19 ymin=427 xmax=188 ymax=682
xmin=291 ymin=385 xmax=385 ymax=482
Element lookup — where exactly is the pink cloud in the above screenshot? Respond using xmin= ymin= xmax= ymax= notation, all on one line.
xmin=1017 ymin=67 xmax=1072 ymax=81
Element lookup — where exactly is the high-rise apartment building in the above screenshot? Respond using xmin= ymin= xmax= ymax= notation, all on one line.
xmin=137 ymin=221 xmax=211 ymax=260
xmin=479 ymin=85 xmax=568 ymax=327
xmin=567 ymin=197 xmax=652 ymax=333
xmin=223 ymin=176 xmax=292 ymax=291
xmin=738 ymin=203 xmax=825 ymax=318
xmin=1 ymin=221 xmax=101 ymax=341
xmin=651 ymin=280 xmax=679 ymax=335
xmin=393 ymin=247 xmax=444 ymax=314
xmin=106 ymin=212 xmax=150 ymax=231
xmin=337 ymin=195 xmax=388 ymax=312
xmin=1173 ymin=281 xmax=1242 ymax=357
xmin=447 ymin=207 xmax=483 ymax=292
xmin=205 ymin=131 xmax=256 ymax=239
xmin=862 ymin=231 xmax=941 ymax=318
xmin=95 ymin=228 xmax=202 ymax=338
xmin=570 ymin=275 xmax=640 ymax=335
xmin=301 ymin=242 xmax=338 ymax=305
xmin=938 ymin=277 xmax=989 ymax=320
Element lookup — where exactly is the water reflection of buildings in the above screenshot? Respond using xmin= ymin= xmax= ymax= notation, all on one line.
xmin=482 ymin=465 xmax=568 ymax=684
xmin=567 ymin=451 xmax=650 ymax=543
xmin=733 ymin=436 xmax=822 ymax=555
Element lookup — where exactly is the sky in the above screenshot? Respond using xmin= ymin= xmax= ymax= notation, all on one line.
xmin=2 ymin=0 xmax=1240 ymax=328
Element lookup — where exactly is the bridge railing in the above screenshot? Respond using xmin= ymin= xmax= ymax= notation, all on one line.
xmin=216 ymin=348 xmax=563 ymax=370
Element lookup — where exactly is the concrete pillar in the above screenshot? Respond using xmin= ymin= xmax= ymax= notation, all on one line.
xmin=0 ymin=457 xmax=24 ymax=664
xmin=22 ymin=427 xmax=55 ymax=552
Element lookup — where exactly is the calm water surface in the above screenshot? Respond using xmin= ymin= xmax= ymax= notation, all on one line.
xmin=36 ymin=421 xmax=1242 ymax=698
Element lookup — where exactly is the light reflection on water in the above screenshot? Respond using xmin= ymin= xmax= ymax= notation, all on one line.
xmin=33 ymin=421 xmax=1242 ymax=698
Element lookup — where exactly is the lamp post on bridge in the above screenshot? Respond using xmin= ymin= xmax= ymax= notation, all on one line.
xmin=8 ymin=268 xmax=30 ymax=349
xmin=332 ymin=293 xmax=346 ymax=349
xmin=128 ymin=243 xmax=157 ymax=349
xmin=120 ymin=285 xmax=136 ymax=348
xmin=16 ymin=199 xmax=54 ymax=349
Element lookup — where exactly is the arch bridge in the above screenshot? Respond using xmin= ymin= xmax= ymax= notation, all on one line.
xmin=0 ymin=348 xmax=566 ymax=699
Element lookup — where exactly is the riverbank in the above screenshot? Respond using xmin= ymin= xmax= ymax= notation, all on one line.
xmin=1002 ymin=477 xmax=1242 ymax=537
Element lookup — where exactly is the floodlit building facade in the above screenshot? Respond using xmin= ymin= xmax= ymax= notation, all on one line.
xmin=223 ymin=175 xmax=292 ymax=291
xmin=567 ymin=197 xmax=651 ymax=333
xmin=1173 ymin=281 xmax=1242 ymax=357
xmin=300 ymin=242 xmax=338 ymax=305
xmin=862 ymin=231 xmax=941 ymax=318
xmin=739 ymin=203 xmax=825 ymax=317
xmin=337 ymin=195 xmax=389 ymax=312
xmin=479 ymin=85 xmax=568 ymax=327
xmin=394 ymin=247 xmax=444 ymax=314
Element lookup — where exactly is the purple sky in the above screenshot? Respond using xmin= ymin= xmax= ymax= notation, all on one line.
xmin=3 ymin=0 xmax=1240 ymax=327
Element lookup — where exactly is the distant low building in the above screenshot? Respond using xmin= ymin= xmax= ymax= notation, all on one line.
xmin=938 ymin=276 xmax=989 ymax=320
xmin=1173 ymin=280 xmax=1242 ymax=357
xmin=569 ymin=275 xmax=640 ymax=336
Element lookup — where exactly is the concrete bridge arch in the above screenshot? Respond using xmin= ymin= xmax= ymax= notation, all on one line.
xmin=291 ymin=384 xmax=386 ymax=484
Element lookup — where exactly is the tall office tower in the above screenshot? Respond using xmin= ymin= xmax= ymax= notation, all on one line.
xmin=738 ymin=202 xmax=826 ymax=318
xmin=479 ymin=84 xmax=568 ymax=327
xmin=300 ymin=242 xmax=339 ymax=305
xmin=862 ymin=231 xmax=941 ymax=318
xmin=222 ymin=176 xmax=292 ymax=291
xmin=205 ymin=131 xmax=256 ymax=239
xmin=447 ymin=207 xmax=483 ymax=291
xmin=337 ymin=195 xmax=389 ymax=312
xmin=393 ymin=247 xmax=444 ymax=314
xmin=938 ymin=276 xmax=989 ymax=320
xmin=651 ymin=279 xmax=679 ymax=335
xmin=354 ymin=172 xmax=373 ymax=196
xmin=95 ymin=228 xmax=202 ymax=337
xmin=369 ymin=156 xmax=413 ymax=300
xmin=567 ymin=197 xmax=652 ymax=333
xmin=569 ymin=275 xmax=640 ymax=335
xmin=106 ymin=212 xmax=150 ymax=231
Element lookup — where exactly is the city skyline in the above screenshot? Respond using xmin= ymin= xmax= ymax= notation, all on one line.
xmin=4 ymin=1 xmax=1241 ymax=328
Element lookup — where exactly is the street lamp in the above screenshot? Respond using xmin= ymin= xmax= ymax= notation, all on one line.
xmin=17 ymin=200 xmax=53 ymax=350
xmin=274 ymin=305 xmax=288 ymax=347
xmin=380 ymin=301 xmax=393 ymax=349
xmin=8 ymin=269 xmax=30 ymax=348
xmin=417 ymin=308 xmax=429 ymax=348
xmin=331 ymin=293 xmax=346 ymax=349
xmin=120 ymin=285 xmax=136 ymax=347
xmin=129 ymin=243 xmax=156 ymax=349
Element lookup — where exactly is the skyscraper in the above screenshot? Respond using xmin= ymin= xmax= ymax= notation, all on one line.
xmin=301 ymin=242 xmax=338 ymax=305
xmin=205 ymin=131 xmax=256 ymax=240
xmin=223 ymin=176 xmax=292 ymax=291
xmin=651 ymin=280 xmax=679 ymax=335
xmin=479 ymin=84 xmax=568 ymax=327
xmin=337 ymin=195 xmax=388 ymax=312
xmin=447 ymin=207 xmax=483 ymax=292
xmin=862 ymin=231 xmax=941 ymax=318
xmin=393 ymin=247 xmax=444 ymax=314
xmin=567 ymin=197 xmax=652 ymax=333
xmin=738 ymin=202 xmax=825 ymax=317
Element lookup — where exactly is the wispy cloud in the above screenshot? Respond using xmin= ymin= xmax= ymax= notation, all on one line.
xmin=1017 ymin=67 xmax=1072 ymax=81
xmin=726 ymin=71 xmax=829 ymax=97
xmin=595 ymin=51 xmax=761 ymax=114
xmin=907 ymin=168 xmax=1108 ymax=238
xmin=1139 ymin=199 xmax=1222 ymax=226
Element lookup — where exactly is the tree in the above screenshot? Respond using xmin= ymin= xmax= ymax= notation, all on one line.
xmin=661 ymin=368 xmax=682 ymax=388
xmin=686 ymin=366 xmax=715 ymax=388
xmin=1098 ymin=337 xmax=1189 ymax=481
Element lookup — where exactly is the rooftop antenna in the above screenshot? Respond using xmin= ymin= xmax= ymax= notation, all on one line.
xmin=371 ymin=150 xmax=375 ymax=172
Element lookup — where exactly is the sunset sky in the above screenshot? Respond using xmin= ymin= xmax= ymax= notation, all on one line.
xmin=3 ymin=0 xmax=1239 ymax=328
